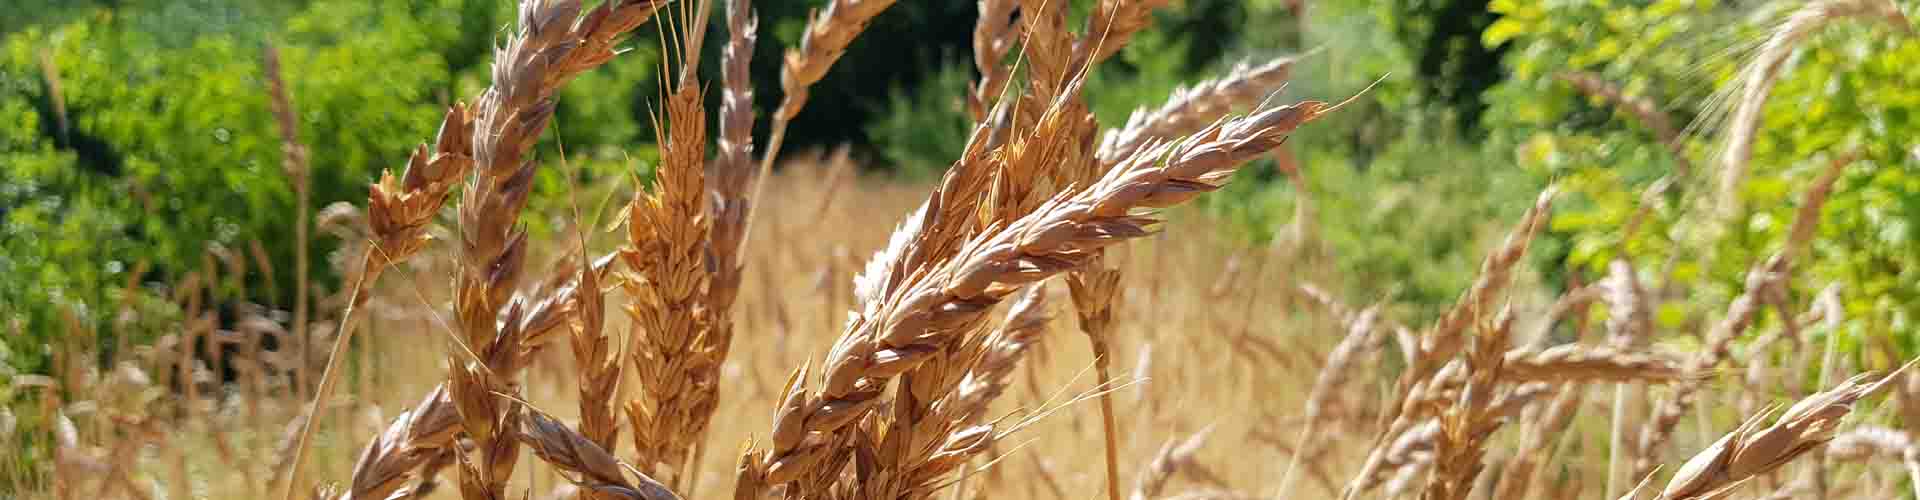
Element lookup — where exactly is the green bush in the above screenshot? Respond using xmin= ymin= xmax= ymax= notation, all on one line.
xmin=0 ymin=0 xmax=657 ymax=379
xmin=861 ymin=0 xmax=1551 ymax=318
xmin=1482 ymin=0 xmax=1920 ymax=361
xmin=867 ymin=58 xmax=972 ymax=179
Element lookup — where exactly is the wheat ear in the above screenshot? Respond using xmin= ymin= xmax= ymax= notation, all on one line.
xmin=1099 ymin=54 xmax=1312 ymax=167
xmin=1827 ymin=426 xmax=1920 ymax=500
xmin=1715 ymin=0 xmax=1903 ymax=218
xmin=443 ymin=0 xmax=669 ymax=495
xmin=326 ymin=256 xmax=610 ymax=500
xmin=1422 ymin=309 xmax=1513 ymax=500
xmin=328 ymin=0 xmax=662 ymax=489
xmin=1627 ymin=363 xmax=1913 ymax=500
xmin=737 ymin=100 xmax=1335 ymax=497
xmin=1131 ymin=427 xmax=1229 ymax=500
xmin=1069 ymin=43 xmax=1300 ymax=500
xmin=1635 ymin=152 xmax=1855 ymax=478
xmin=850 ymin=284 xmax=1053 ymax=500
xmin=281 ymin=1 xmax=668 ymax=496
xmin=708 ymin=0 xmax=758 ymax=327
xmin=1344 ymin=190 xmax=1554 ymax=500
xmin=262 ymin=43 xmax=314 ymax=405
xmin=683 ymin=0 xmax=759 ymax=494
xmin=742 ymin=0 xmax=900 ymax=255
xmin=520 ymin=411 xmax=680 ymax=500
xmin=1276 ymin=303 xmax=1381 ymax=497
xmin=1557 ymin=71 xmax=1689 ymax=175
xmin=567 ymin=248 xmax=622 ymax=500
xmin=1603 ymin=258 xmax=1655 ymax=498
xmin=967 ymin=0 xmax=1017 ymax=122
xmin=619 ymin=0 xmax=721 ymax=484
xmin=1075 ymin=0 xmax=1174 ymax=69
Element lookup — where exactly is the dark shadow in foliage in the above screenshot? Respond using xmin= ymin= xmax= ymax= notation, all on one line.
xmin=1384 ymin=0 xmax=1510 ymax=137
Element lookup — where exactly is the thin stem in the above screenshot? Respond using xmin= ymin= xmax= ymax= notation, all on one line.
xmin=1275 ymin=420 xmax=1316 ymax=497
xmin=278 ymin=252 xmax=379 ymax=500
xmin=1092 ymin=338 xmax=1122 ymax=500
xmin=739 ymin=116 xmax=789 ymax=258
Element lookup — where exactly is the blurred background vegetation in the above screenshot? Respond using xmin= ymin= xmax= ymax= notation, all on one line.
xmin=3 ymin=0 xmax=1916 ymax=390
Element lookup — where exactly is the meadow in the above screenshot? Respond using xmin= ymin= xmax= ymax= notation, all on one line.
xmin=7 ymin=1 xmax=1920 ymax=499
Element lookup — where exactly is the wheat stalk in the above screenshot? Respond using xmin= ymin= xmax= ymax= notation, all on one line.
xmin=520 ymin=411 xmax=680 ymax=500
xmin=1344 ymin=189 xmax=1555 ymax=500
xmin=967 ymin=0 xmax=1018 ymax=122
xmin=1714 ymin=0 xmax=1904 ymax=218
xmin=619 ymin=1 xmax=723 ymax=484
xmin=1075 ymin=0 xmax=1174 ymax=70
xmin=848 ymin=285 xmax=1053 ymax=500
xmin=737 ymin=100 xmax=1335 ymax=497
xmin=1635 ymin=152 xmax=1855 ymax=478
xmin=1626 ymin=364 xmax=1913 ymax=500
xmin=282 ymin=2 xmax=666 ymax=496
xmin=743 ymin=0 xmax=900 ymax=256
xmin=1130 ymin=427 xmax=1228 ymax=500
xmin=1067 ymin=259 xmax=1127 ymax=500
xmin=1276 ymin=302 xmax=1381 ymax=496
xmin=262 ymin=43 xmax=314 ymax=405
xmin=1098 ymin=54 xmax=1311 ymax=167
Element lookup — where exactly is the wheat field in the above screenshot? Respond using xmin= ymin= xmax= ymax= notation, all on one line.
xmin=10 ymin=0 xmax=1920 ymax=499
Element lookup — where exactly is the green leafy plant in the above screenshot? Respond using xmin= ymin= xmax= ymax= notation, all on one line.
xmin=1483 ymin=0 xmax=1920 ymax=361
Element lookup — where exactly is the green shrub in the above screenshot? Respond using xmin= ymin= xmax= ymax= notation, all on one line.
xmin=1482 ymin=0 xmax=1920 ymax=361
xmin=0 ymin=0 xmax=657 ymax=379
xmin=867 ymin=58 xmax=972 ymax=179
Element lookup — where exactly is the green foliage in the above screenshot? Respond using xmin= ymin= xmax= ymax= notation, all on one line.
xmin=1483 ymin=0 xmax=1920 ymax=363
xmin=1372 ymin=0 xmax=1510 ymax=135
xmin=862 ymin=0 xmax=1549 ymax=315
xmin=867 ymin=59 xmax=972 ymax=179
xmin=864 ymin=0 xmax=1252 ymax=174
xmin=1186 ymin=1 xmax=1552 ymax=316
xmin=0 ymin=0 xmax=656 ymax=379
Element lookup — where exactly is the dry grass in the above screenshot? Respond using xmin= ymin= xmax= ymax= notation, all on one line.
xmin=19 ymin=160 xmax=1920 ymax=500
xmin=15 ymin=2 xmax=1920 ymax=500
